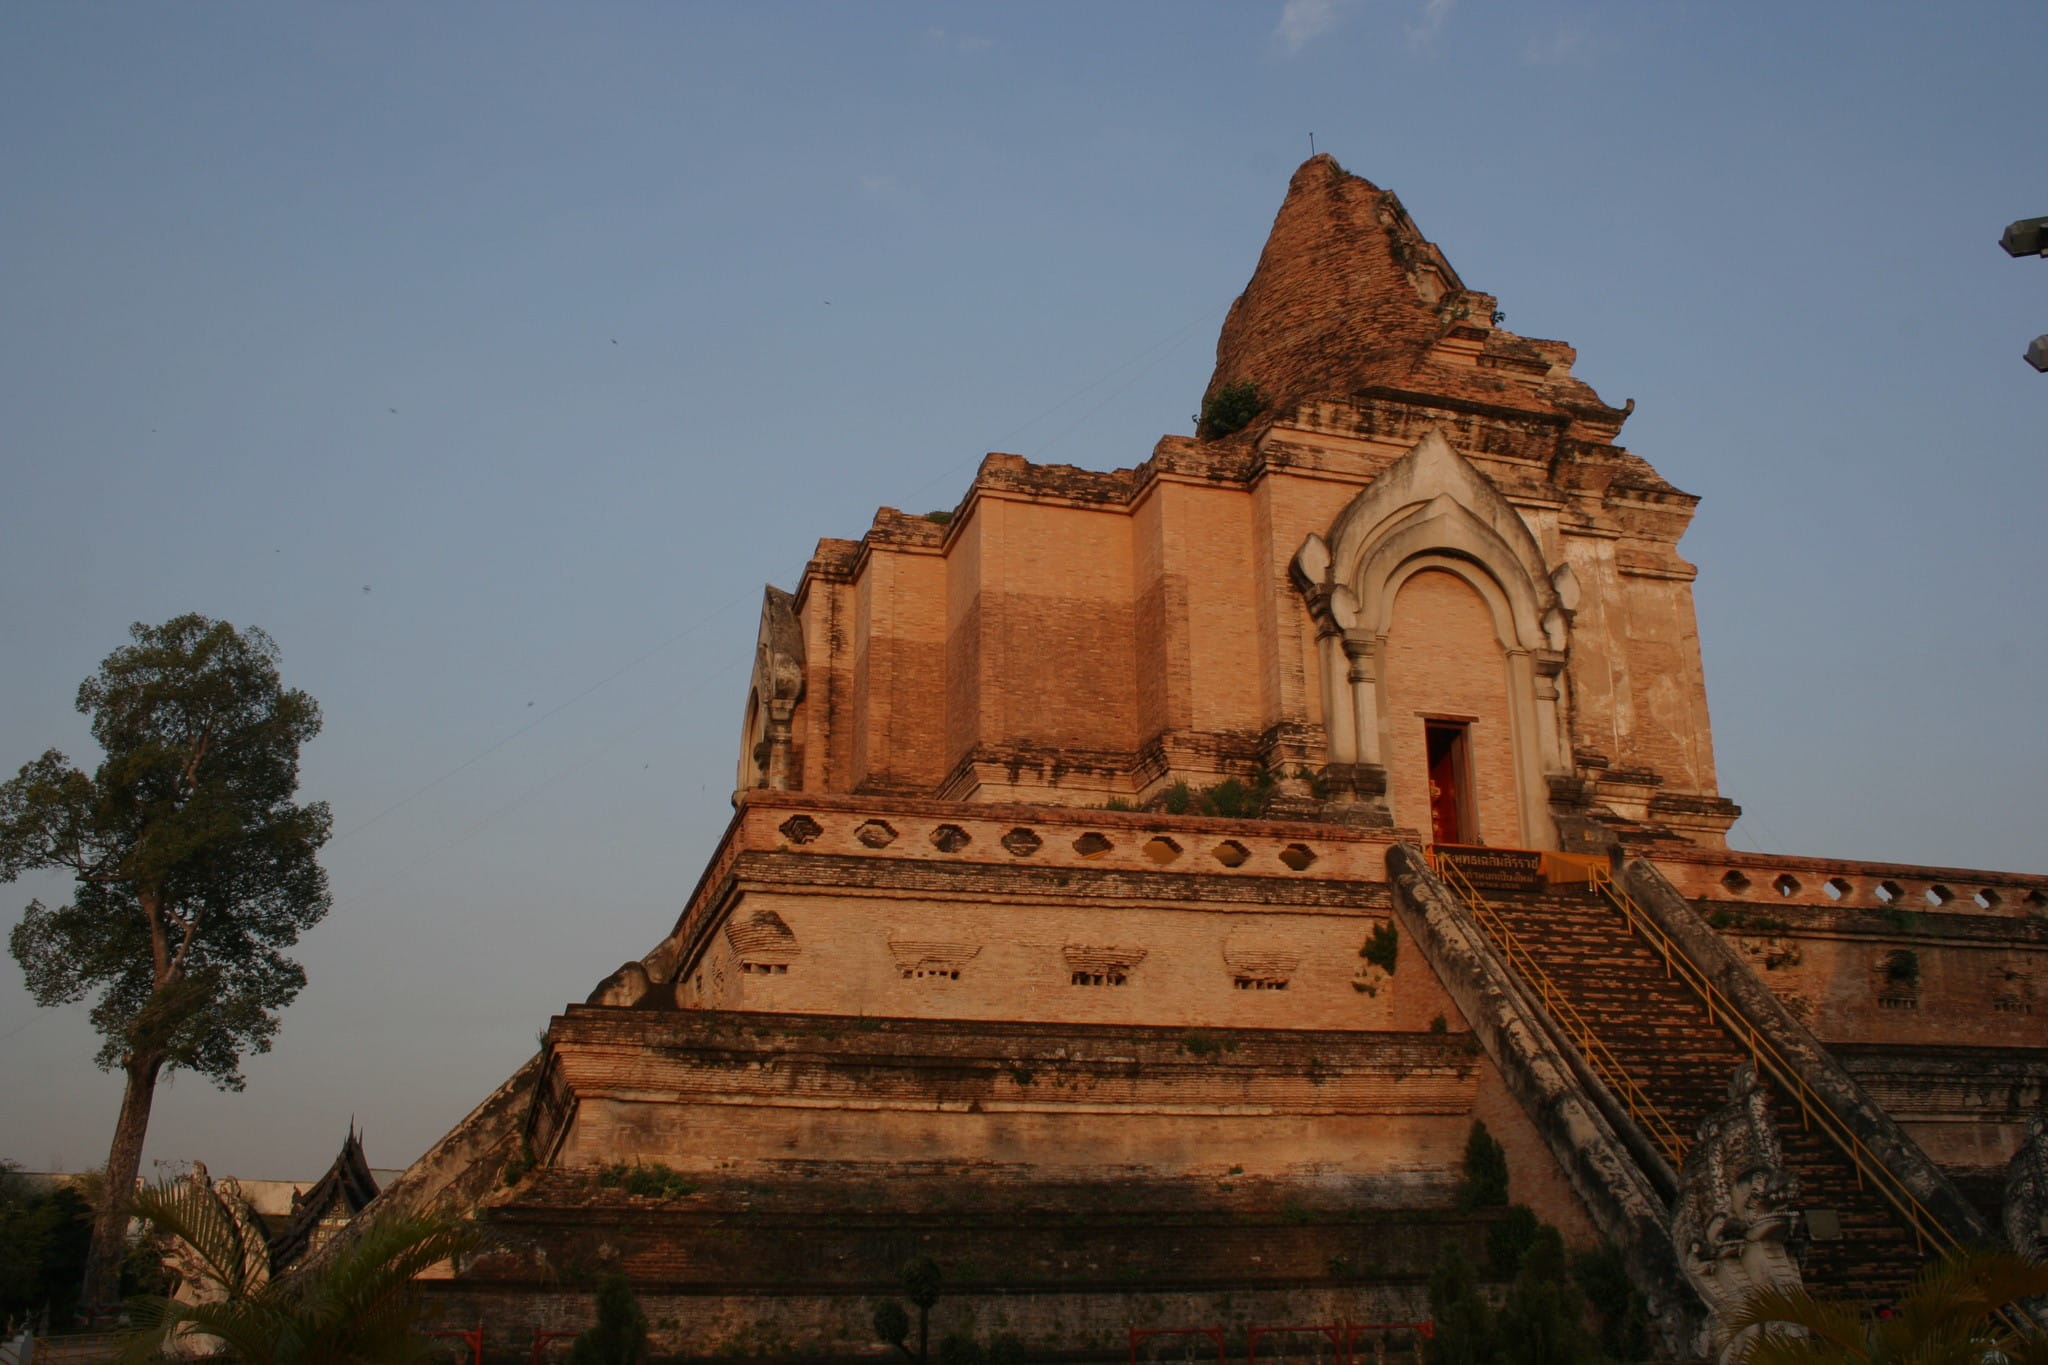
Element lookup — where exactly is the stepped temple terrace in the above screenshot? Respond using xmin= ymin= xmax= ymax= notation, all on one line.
xmin=365 ymin=157 xmax=2047 ymax=1359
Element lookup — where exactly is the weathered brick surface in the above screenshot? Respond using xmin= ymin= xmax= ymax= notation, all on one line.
xmin=1632 ymin=849 xmax=2048 ymax=1055
xmin=523 ymin=1004 xmax=1593 ymax=1229
xmin=385 ymin=158 xmax=2047 ymax=1357
xmin=767 ymin=157 xmax=1736 ymax=842
xmin=420 ymin=1277 xmax=1444 ymax=1362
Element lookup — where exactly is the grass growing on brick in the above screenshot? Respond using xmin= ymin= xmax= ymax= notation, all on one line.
xmin=595 ymin=1161 xmax=697 ymax=1200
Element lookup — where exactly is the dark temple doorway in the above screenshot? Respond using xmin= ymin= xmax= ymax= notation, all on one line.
xmin=1425 ymin=721 xmax=1473 ymax=844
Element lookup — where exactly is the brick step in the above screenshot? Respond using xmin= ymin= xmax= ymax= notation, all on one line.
xmin=1473 ymin=886 xmax=1933 ymax=1301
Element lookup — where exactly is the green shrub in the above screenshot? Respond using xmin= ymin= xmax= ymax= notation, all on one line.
xmin=570 ymin=1273 xmax=649 ymax=1365
xmin=596 ymin=1161 xmax=696 ymax=1200
xmin=1362 ymin=922 xmax=1399 ymax=974
xmin=1197 ymin=381 xmax=1265 ymax=440
xmin=1425 ymin=1243 xmax=1498 ymax=1365
xmin=1573 ymin=1240 xmax=1651 ymax=1361
xmin=1201 ymin=778 xmax=1262 ymax=819
xmin=1458 ymin=1120 xmax=1510 ymax=1211
xmin=1485 ymin=1203 xmax=1540 ymax=1277
xmin=1498 ymin=1225 xmax=1597 ymax=1365
xmin=874 ymin=1301 xmax=913 ymax=1356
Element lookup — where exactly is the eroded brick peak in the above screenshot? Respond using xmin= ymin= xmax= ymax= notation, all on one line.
xmin=1206 ymin=156 xmax=1629 ymax=440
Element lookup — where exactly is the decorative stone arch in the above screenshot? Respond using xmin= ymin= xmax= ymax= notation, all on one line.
xmin=1292 ymin=429 xmax=1573 ymax=845
xmin=736 ymin=585 xmax=806 ymax=793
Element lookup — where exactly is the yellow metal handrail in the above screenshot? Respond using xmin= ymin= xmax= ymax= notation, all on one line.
xmin=1585 ymin=865 xmax=1960 ymax=1260
xmin=1424 ymin=849 xmax=1689 ymax=1166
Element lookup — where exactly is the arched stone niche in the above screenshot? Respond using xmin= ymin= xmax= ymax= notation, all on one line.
xmin=1290 ymin=430 xmax=1571 ymax=846
xmin=736 ymin=585 xmax=806 ymax=793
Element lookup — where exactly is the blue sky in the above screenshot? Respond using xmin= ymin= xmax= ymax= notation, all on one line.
xmin=2 ymin=2 xmax=2042 ymax=1178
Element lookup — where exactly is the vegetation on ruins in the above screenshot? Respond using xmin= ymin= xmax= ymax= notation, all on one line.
xmin=0 ymin=615 xmax=331 ymax=1307
xmin=595 ymin=1161 xmax=696 ymax=1200
xmin=570 ymin=1273 xmax=649 ymax=1365
xmin=1457 ymin=1121 xmax=1509 ymax=1211
xmin=1178 ymin=1029 xmax=1236 ymax=1057
xmin=1362 ymin=922 xmax=1400 ymax=975
xmin=1726 ymin=1246 xmax=2048 ymax=1365
xmin=1158 ymin=774 xmax=1274 ymax=819
xmin=116 ymin=1179 xmax=478 ymax=1365
xmin=1196 ymin=380 xmax=1264 ymax=439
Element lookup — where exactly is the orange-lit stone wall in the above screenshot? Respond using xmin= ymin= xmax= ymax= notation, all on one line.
xmin=539 ymin=1006 xmax=1597 ymax=1244
xmin=776 ymin=413 xmax=1734 ymax=849
xmin=1653 ymin=846 xmax=2048 ymax=1173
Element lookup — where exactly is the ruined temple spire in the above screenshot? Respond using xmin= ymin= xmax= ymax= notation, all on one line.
xmin=1203 ymin=155 xmax=1629 ymax=442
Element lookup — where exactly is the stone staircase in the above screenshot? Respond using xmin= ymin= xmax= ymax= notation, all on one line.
xmin=1478 ymin=884 xmax=1927 ymax=1302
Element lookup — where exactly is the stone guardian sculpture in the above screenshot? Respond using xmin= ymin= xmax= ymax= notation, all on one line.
xmin=1669 ymin=1062 xmax=1803 ymax=1359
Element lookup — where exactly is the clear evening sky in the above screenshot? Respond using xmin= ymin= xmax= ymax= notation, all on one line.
xmin=2 ymin=3 xmax=2042 ymax=1179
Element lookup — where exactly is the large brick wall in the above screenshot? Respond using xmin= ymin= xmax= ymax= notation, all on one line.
xmin=759 ymin=157 xmax=1736 ymax=847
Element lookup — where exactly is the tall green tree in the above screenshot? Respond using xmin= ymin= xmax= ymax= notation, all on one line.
xmin=0 ymin=615 xmax=331 ymax=1307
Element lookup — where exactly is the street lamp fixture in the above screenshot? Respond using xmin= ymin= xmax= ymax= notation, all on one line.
xmin=2001 ymin=217 xmax=2048 ymax=371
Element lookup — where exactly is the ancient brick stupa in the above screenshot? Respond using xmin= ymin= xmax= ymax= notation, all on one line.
xmin=379 ymin=157 xmax=2048 ymax=1358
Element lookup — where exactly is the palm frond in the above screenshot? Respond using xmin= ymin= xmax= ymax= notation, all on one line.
xmin=119 ymin=1192 xmax=483 ymax=1365
xmin=130 ymin=1179 xmax=269 ymax=1301
xmin=1727 ymin=1285 xmax=1870 ymax=1362
xmin=1734 ymin=1324 xmax=1857 ymax=1365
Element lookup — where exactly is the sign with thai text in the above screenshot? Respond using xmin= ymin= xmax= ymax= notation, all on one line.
xmin=1435 ymin=845 xmax=1545 ymax=893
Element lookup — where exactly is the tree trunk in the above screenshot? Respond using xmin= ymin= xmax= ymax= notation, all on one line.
xmin=82 ymin=1051 xmax=163 ymax=1312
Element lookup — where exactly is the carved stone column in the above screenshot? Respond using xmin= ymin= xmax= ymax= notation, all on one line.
xmin=1533 ymin=648 xmax=1569 ymax=776
xmin=1317 ymin=624 xmax=1357 ymax=765
xmin=764 ymin=700 xmax=797 ymax=791
xmin=1343 ymin=630 xmax=1383 ymax=768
